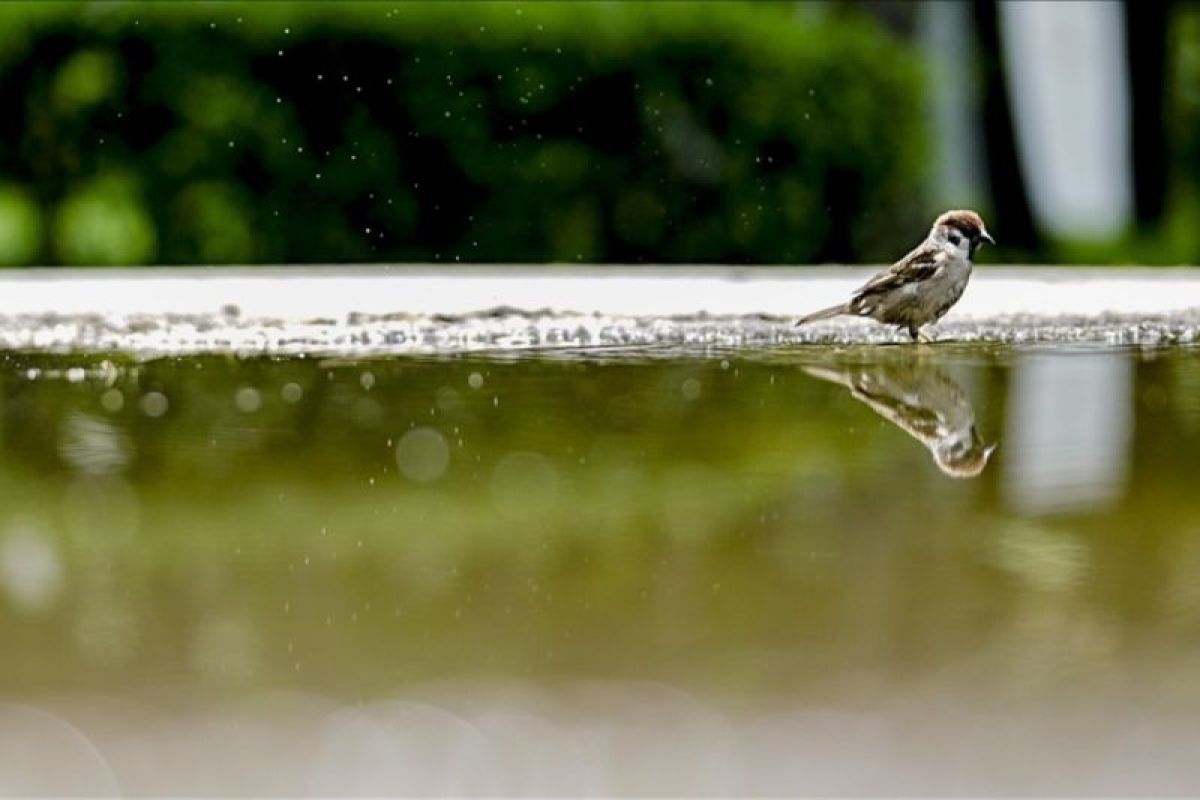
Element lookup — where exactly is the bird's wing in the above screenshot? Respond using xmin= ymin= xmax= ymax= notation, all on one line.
xmin=850 ymin=386 xmax=948 ymax=444
xmin=847 ymin=370 xmax=946 ymax=435
xmin=805 ymin=365 xmax=949 ymax=444
xmin=853 ymin=245 xmax=945 ymax=300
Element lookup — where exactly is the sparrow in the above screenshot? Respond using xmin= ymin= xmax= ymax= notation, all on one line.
xmin=796 ymin=210 xmax=994 ymax=342
xmin=802 ymin=355 xmax=996 ymax=478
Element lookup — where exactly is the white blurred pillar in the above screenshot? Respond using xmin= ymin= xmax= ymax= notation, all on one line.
xmin=1002 ymin=353 xmax=1133 ymax=516
xmin=998 ymin=1 xmax=1132 ymax=238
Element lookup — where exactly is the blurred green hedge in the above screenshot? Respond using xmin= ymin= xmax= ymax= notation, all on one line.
xmin=0 ymin=1 xmax=926 ymax=266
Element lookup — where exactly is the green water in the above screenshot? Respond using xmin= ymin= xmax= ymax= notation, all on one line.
xmin=3 ymin=344 xmax=1200 ymax=791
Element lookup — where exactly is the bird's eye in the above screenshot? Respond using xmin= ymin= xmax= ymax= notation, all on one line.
xmin=947 ymin=233 xmax=962 ymax=247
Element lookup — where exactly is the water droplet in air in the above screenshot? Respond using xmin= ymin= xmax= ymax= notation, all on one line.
xmin=141 ymin=392 xmax=169 ymax=418
xmin=395 ymin=427 xmax=450 ymax=483
xmin=100 ymin=389 xmax=124 ymax=413
xmin=234 ymin=387 xmax=262 ymax=413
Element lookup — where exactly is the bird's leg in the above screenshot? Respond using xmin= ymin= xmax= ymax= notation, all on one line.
xmin=906 ymin=325 xmax=920 ymax=342
xmin=917 ymin=328 xmax=936 ymax=344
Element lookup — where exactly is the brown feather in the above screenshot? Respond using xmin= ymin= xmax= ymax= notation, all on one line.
xmin=850 ymin=247 xmax=943 ymax=310
xmin=794 ymin=302 xmax=850 ymax=326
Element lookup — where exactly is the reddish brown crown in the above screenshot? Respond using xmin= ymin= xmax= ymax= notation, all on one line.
xmin=934 ymin=209 xmax=988 ymax=239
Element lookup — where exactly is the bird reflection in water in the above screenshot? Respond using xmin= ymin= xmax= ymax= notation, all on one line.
xmin=803 ymin=356 xmax=996 ymax=478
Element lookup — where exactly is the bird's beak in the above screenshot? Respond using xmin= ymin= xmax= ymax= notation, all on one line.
xmin=980 ymin=228 xmax=995 ymax=246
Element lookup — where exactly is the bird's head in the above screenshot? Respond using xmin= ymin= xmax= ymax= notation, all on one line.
xmin=933 ymin=438 xmax=997 ymax=479
xmin=931 ymin=209 xmax=994 ymax=258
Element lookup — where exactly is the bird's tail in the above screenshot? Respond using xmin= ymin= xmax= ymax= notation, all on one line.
xmin=794 ymin=303 xmax=850 ymax=327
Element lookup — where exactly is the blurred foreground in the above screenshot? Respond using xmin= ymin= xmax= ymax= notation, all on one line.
xmin=1 ymin=344 xmax=1200 ymax=793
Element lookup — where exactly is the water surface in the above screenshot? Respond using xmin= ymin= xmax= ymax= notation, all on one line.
xmin=2 ymin=342 xmax=1199 ymax=794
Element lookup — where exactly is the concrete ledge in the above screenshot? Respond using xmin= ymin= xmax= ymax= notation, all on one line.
xmin=0 ymin=266 xmax=1196 ymax=354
